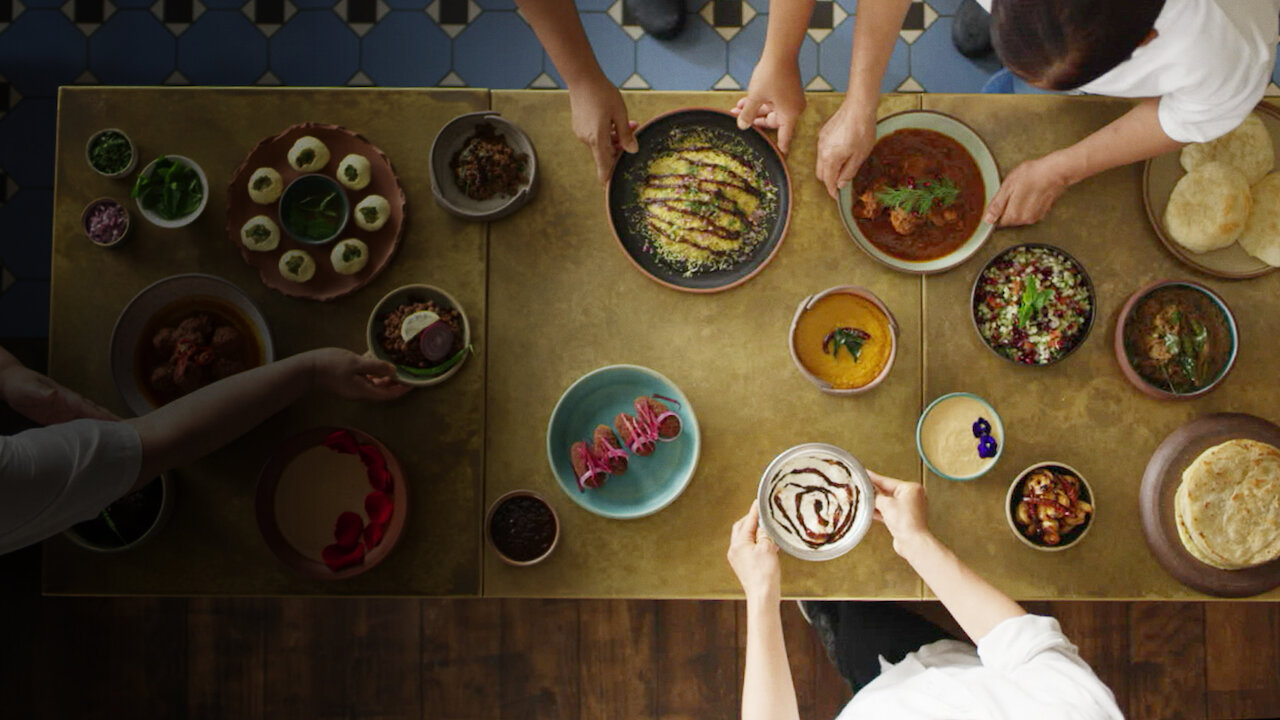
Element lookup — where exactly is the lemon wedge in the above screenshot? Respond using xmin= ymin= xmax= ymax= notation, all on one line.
xmin=399 ymin=310 xmax=440 ymax=344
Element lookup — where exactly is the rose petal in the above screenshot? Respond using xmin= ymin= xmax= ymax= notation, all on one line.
xmin=365 ymin=490 xmax=393 ymax=525
xmin=363 ymin=521 xmax=387 ymax=550
xmin=323 ymin=430 xmax=359 ymax=455
xmin=357 ymin=443 xmax=392 ymax=491
xmin=321 ymin=542 xmax=366 ymax=572
xmin=367 ymin=464 xmax=392 ymax=492
xmin=334 ymin=510 xmax=364 ymax=548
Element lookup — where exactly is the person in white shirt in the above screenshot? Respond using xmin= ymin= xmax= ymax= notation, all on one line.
xmin=727 ymin=471 xmax=1124 ymax=720
xmin=734 ymin=0 xmax=1280 ymax=226
xmin=0 ymin=346 xmax=408 ymax=556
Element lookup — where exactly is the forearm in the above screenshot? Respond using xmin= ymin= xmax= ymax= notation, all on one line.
xmin=846 ymin=0 xmax=913 ymax=107
xmin=515 ymin=0 xmax=604 ymax=86
xmin=1053 ymin=98 xmax=1185 ymax=186
xmin=741 ymin=598 xmax=801 ymax=720
xmin=124 ymin=352 xmax=317 ymax=486
xmin=760 ymin=0 xmax=816 ymax=65
xmin=899 ymin=532 xmax=1025 ymax=643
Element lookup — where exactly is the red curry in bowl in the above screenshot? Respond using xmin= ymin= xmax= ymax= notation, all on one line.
xmin=850 ymin=129 xmax=985 ymax=262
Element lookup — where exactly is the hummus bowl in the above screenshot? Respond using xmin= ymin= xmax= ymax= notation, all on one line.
xmin=789 ymin=286 xmax=899 ymax=395
xmin=757 ymin=443 xmax=874 ymax=561
xmin=916 ymin=392 xmax=1004 ymax=481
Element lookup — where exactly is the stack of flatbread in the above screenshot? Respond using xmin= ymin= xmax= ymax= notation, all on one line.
xmin=1165 ymin=112 xmax=1280 ymax=266
xmin=1175 ymin=438 xmax=1280 ymax=570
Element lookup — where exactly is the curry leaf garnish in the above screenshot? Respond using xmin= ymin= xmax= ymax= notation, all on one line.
xmin=874 ymin=176 xmax=960 ymax=215
xmin=1017 ymin=276 xmax=1054 ymax=328
xmin=822 ymin=327 xmax=872 ymax=362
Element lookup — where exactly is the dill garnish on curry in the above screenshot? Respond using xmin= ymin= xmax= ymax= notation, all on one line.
xmin=628 ymin=126 xmax=778 ymax=276
xmin=851 ymin=128 xmax=984 ymax=261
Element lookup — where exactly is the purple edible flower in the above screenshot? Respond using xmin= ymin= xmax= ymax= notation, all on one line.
xmin=972 ymin=417 xmax=991 ymax=438
xmin=977 ymin=435 xmax=998 ymax=459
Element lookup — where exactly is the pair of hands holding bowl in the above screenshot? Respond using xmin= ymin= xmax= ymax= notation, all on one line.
xmin=727 ymin=470 xmax=928 ymax=603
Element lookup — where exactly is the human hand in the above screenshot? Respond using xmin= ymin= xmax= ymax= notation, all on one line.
xmin=731 ymin=57 xmax=806 ymax=153
xmin=306 ymin=348 xmax=412 ymax=402
xmin=869 ymin=471 xmax=931 ymax=557
xmin=727 ymin=499 xmax=781 ymax=605
xmin=569 ymin=74 xmax=638 ymax=185
xmin=983 ymin=153 xmax=1073 ymax=227
xmin=815 ymin=98 xmax=877 ymax=199
xmin=0 ymin=363 xmax=118 ymax=425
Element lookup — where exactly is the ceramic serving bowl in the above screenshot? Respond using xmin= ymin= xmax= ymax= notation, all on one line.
xmin=134 ymin=155 xmax=209 ymax=229
xmin=278 ymin=173 xmax=351 ymax=245
xmin=756 ymin=443 xmax=875 ymax=561
xmin=1113 ymin=280 xmax=1238 ymax=400
xmin=788 ymin=285 xmax=899 ymax=395
xmin=430 ymin=111 xmax=537 ymax=221
xmin=81 ymin=197 xmax=131 ymax=247
xmin=85 ymin=127 xmax=137 ymax=179
xmin=836 ymin=110 xmax=1000 ymax=275
xmin=485 ymin=490 xmax=560 ymax=566
xmin=915 ymin=392 xmax=1004 ymax=481
xmin=63 ymin=473 xmax=175 ymax=553
xmin=1005 ymin=461 xmax=1095 ymax=552
xmin=366 ymin=284 xmax=472 ymax=388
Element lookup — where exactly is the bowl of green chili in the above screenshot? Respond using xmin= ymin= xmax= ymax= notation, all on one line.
xmin=132 ymin=155 xmax=209 ymax=229
xmin=278 ymin=173 xmax=350 ymax=245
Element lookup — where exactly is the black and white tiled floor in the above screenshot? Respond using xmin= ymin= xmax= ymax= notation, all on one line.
xmin=3 ymin=0 xmax=1280 ymax=336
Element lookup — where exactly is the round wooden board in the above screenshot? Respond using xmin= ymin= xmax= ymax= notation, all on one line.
xmin=1142 ymin=102 xmax=1280 ymax=280
xmin=227 ymin=123 xmax=407 ymax=301
xmin=255 ymin=426 xmax=408 ymax=581
xmin=1139 ymin=412 xmax=1280 ymax=597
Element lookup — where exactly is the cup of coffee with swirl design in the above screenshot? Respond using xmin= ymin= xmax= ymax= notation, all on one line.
xmin=757 ymin=443 xmax=875 ymax=561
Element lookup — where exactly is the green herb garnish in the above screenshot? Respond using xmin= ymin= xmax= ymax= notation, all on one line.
xmin=284 ymin=191 xmax=342 ymax=239
xmin=342 ymin=244 xmax=363 ymax=262
xmin=285 ymin=255 xmax=305 ymax=274
xmin=1017 ymin=275 xmax=1054 ymax=329
xmin=359 ymin=206 xmax=380 ymax=224
xmin=89 ymin=131 xmax=132 ymax=174
xmin=130 ymin=156 xmax=203 ymax=220
xmin=1158 ymin=310 xmax=1209 ymax=392
xmin=822 ymin=327 xmax=872 ymax=362
xmin=252 ymin=174 xmax=273 ymax=191
xmin=874 ymin=176 xmax=959 ymax=216
xmin=343 ymin=164 xmax=358 ymax=182
xmin=297 ymin=148 xmax=315 ymax=166
xmin=246 ymin=224 xmax=271 ymax=242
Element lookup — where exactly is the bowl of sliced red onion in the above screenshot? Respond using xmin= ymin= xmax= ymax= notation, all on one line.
xmin=82 ymin=197 xmax=131 ymax=247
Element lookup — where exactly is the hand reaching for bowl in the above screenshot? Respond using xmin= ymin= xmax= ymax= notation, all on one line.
xmin=816 ymin=99 xmax=877 ymax=200
xmin=727 ymin=499 xmax=781 ymax=605
xmin=307 ymin=348 xmax=411 ymax=402
xmin=569 ymin=74 xmax=639 ymax=185
xmin=982 ymin=153 xmax=1073 ymax=227
xmin=869 ymin=470 xmax=931 ymax=557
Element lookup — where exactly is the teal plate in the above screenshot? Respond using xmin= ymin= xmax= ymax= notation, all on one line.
xmin=546 ymin=365 xmax=700 ymax=519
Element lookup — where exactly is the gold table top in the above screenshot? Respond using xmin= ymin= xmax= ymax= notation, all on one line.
xmin=43 ymin=88 xmax=1280 ymax=599
xmin=45 ymin=87 xmax=488 ymax=596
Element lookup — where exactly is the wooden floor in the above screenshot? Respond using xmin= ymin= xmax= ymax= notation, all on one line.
xmin=1 ymin=544 xmax=1277 ymax=720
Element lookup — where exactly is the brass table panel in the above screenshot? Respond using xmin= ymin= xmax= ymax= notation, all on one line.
xmin=485 ymin=91 xmax=923 ymax=599
xmin=920 ymin=94 xmax=1280 ymax=600
xmin=44 ymin=87 xmax=488 ymax=596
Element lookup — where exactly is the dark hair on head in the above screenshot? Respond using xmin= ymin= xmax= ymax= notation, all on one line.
xmin=990 ymin=0 xmax=1165 ymax=91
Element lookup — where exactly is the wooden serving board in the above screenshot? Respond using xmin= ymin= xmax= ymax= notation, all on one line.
xmin=1140 ymin=412 xmax=1280 ymax=597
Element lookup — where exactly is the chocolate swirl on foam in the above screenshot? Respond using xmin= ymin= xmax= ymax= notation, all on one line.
xmin=767 ymin=454 xmax=860 ymax=550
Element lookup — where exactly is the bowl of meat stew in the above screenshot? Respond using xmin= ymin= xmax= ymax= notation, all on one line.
xmin=110 ymin=274 xmax=275 ymax=415
xmin=366 ymin=284 xmax=472 ymax=387
xmin=429 ymin=111 xmax=537 ymax=222
xmin=837 ymin=110 xmax=1000 ymax=274
xmin=1114 ymin=280 xmax=1238 ymax=399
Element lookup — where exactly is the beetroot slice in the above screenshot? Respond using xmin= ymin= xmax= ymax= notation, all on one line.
xmin=321 ymin=542 xmax=366 ymax=572
xmin=334 ymin=510 xmax=364 ymax=548
xmin=323 ymin=429 xmax=359 ymax=455
xmin=363 ymin=522 xmax=387 ymax=550
xmin=357 ymin=443 xmax=392 ymax=491
xmin=418 ymin=321 xmax=457 ymax=364
xmin=366 ymin=490 xmax=393 ymax=525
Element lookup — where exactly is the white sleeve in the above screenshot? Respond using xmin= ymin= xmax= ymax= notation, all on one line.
xmin=1159 ymin=77 xmax=1269 ymax=144
xmin=977 ymin=614 xmax=1125 ymax=720
xmin=0 ymin=419 xmax=142 ymax=554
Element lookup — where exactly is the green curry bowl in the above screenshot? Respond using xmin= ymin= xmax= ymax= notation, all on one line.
xmin=279 ymin=174 xmax=350 ymax=245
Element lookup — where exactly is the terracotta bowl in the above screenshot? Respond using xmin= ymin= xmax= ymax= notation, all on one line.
xmin=485 ymin=490 xmax=559 ymax=566
xmin=1113 ymin=280 xmax=1238 ymax=400
xmin=81 ymin=197 xmax=131 ymax=247
xmin=1005 ymin=461 xmax=1095 ymax=552
xmin=366 ymin=284 xmax=472 ymax=388
xmin=788 ymin=285 xmax=899 ymax=395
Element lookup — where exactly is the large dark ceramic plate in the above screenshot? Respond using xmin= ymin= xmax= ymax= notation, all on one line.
xmin=605 ymin=108 xmax=791 ymax=293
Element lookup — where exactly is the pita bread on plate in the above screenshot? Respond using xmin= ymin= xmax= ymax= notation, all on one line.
xmin=1181 ymin=112 xmax=1275 ymax=185
xmin=1238 ymin=171 xmax=1280 ymax=266
xmin=1164 ymin=161 xmax=1252 ymax=253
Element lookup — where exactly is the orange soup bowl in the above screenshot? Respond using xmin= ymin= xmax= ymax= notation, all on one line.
xmin=789 ymin=286 xmax=899 ymax=395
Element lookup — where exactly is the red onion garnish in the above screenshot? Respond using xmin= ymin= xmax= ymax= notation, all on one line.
xmin=86 ymin=201 xmax=127 ymax=245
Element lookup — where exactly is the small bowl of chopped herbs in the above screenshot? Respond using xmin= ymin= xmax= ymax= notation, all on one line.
xmin=81 ymin=197 xmax=131 ymax=247
xmin=85 ymin=128 xmax=137 ymax=178
xmin=132 ymin=155 xmax=208 ymax=229
xmin=279 ymin=174 xmax=350 ymax=245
